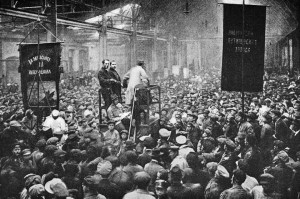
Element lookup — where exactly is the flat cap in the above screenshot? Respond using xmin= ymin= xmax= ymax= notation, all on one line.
xmin=134 ymin=171 xmax=151 ymax=185
xmin=216 ymin=165 xmax=229 ymax=178
xmin=176 ymin=135 xmax=187 ymax=145
xmin=9 ymin=120 xmax=21 ymax=127
xmin=22 ymin=149 xmax=31 ymax=156
xmin=97 ymin=160 xmax=112 ymax=175
xmin=28 ymin=184 xmax=45 ymax=197
xmin=259 ymin=173 xmax=275 ymax=184
xmin=271 ymin=110 xmax=281 ymax=117
xmin=51 ymin=110 xmax=59 ymax=117
xmin=224 ymin=139 xmax=236 ymax=149
xmin=274 ymin=150 xmax=289 ymax=163
xmin=45 ymin=178 xmax=66 ymax=194
xmin=159 ymin=128 xmax=171 ymax=137
xmin=46 ymin=137 xmax=59 ymax=145
xmin=54 ymin=149 xmax=67 ymax=157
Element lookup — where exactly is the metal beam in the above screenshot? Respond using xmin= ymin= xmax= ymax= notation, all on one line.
xmin=0 ymin=7 xmax=167 ymax=40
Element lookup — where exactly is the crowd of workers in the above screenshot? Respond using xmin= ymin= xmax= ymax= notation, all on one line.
xmin=0 ymin=60 xmax=299 ymax=199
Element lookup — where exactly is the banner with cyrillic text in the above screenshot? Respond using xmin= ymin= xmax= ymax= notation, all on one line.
xmin=19 ymin=43 xmax=61 ymax=109
xmin=221 ymin=4 xmax=266 ymax=92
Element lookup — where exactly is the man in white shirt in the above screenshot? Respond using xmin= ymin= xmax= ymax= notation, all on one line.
xmin=169 ymin=145 xmax=189 ymax=171
xmin=123 ymin=60 xmax=149 ymax=105
xmin=43 ymin=109 xmax=68 ymax=140
xmin=236 ymin=159 xmax=258 ymax=192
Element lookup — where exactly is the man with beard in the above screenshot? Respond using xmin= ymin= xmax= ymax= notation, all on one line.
xmin=98 ymin=59 xmax=117 ymax=109
xmin=108 ymin=61 xmax=122 ymax=102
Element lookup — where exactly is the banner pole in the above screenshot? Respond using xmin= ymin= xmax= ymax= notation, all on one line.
xmin=241 ymin=0 xmax=245 ymax=114
xmin=37 ymin=14 xmax=41 ymax=133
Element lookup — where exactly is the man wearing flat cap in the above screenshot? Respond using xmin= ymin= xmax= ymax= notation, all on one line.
xmin=123 ymin=171 xmax=155 ymax=199
xmin=102 ymin=120 xmax=120 ymax=148
xmin=236 ymin=111 xmax=254 ymax=138
xmin=201 ymin=109 xmax=211 ymax=131
xmin=251 ymin=173 xmax=282 ymax=199
xmin=185 ymin=122 xmax=201 ymax=150
xmin=289 ymin=118 xmax=300 ymax=157
xmin=260 ymin=114 xmax=274 ymax=157
xmin=97 ymin=160 xmax=122 ymax=199
xmin=205 ymin=165 xmax=231 ymax=199
xmin=219 ymin=138 xmax=239 ymax=175
xmin=270 ymin=109 xmax=291 ymax=143
xmin=107 ymin=94 xmax=129 ymax=132
xmin=0 ymin=120 xmax=27 ymax=157
xmin=265 ymin=150 xmax=294 ymax=197
xmin=144 ymin=148 xmax=164 ymax=192
xmin=169 ymin=144 xmax=189 ymax=171
xmin=220 ymin=169 xmax=251 ymax=199
xmin=82 ymin=176 xmax=106 ymax=199
xmin=167 ymin=166 xmax=192 ymax=199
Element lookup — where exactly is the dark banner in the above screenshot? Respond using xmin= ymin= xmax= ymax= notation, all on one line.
xmin=19 ymin=43 xmax=61 ymax=109
xmin=221 ymin=4 xmax=266 ymax=92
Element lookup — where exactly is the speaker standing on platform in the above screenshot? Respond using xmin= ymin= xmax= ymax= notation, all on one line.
xmin=123 ymin=60 xmax=149 ymax=105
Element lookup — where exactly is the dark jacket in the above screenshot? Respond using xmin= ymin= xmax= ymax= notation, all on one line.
xmin=108 ymin=68 xmax=122 ymax=100
xmin=98 ymin=68 xmax=113 ymax=88
xmin=274 ymin=118 xmax=291 ymax=143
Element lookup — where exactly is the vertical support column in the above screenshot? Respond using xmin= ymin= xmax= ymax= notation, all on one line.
xmin=167 ymin=34 xmax=172 ymax=77
xmin=198 ymin=40 xmax=202 ymax=73
xmin=151 ymin=21 xmax=158 ymax=78
xmin=125 ymin=37 xmax=131 ymax=71
xmin=297 ymin=2 xmax=300 ymax=74
xmin=99 ymin=14 xmax=107 ymax=68
xmin=130 ymin=5 xmax=137 ymax=67
xmin=48 ymin=0 xmax=57 ymax=42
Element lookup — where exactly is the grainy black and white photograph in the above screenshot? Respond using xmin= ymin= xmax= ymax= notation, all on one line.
xmin=0 ymin=0 xmax=299 ymax=198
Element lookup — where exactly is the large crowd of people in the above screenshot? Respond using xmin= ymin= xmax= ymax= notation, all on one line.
xmin=0 ymin=60 xmax=300 ymax=199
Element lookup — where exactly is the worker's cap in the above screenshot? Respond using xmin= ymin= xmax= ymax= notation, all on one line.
xmin=176 ymin=135 xmax=187 ymax=145
xmin=159 ymin=128 xmax=171 ymax=137
xmin=215 ymin=165 xmax=229 ymax=178
xmin=134 ymin=171 xmax=151 ymax=185
xmin=52 ymin=110 xmax=60 ymax=117
xmin=259 ymin=173 xmax=275 ymax=185
xmin=274 ymin=150 xmax=289 ymax=163
xmin=97 ymin=160 xmax=112 ymax=175
xmin=9 ymin=120 xmax=22 ymax=127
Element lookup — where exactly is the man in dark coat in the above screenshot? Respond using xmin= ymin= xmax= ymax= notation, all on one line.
xmin=108 ymin=60 xmax=122 ymax=102
xmin=167 ymin=166 xmax=192 ymax=199
xmin=98 ymin=59 xmax=116 ymax=110
xmin=219 ymin=169 xmax=251 ymax=199
xmin=243 ymin=134 xmax=263 ymax=179
xmin=271 ymin=110 xmax=291 ymax=144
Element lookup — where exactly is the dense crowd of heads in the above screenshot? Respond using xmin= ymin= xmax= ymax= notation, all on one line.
xmin=0 ymin=70 xmax=300 ymax=199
